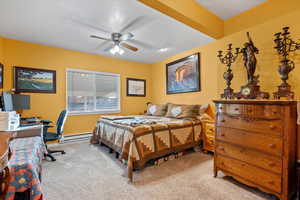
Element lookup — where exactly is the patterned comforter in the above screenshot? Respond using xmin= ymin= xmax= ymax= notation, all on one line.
xmin=6 ymin=137 xmax=46 ymax=200
xmin=92 ymin=115 xmax=202 ymax=181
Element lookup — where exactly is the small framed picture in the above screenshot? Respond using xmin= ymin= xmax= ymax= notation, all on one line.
xmin=127 ymin=78 xmax=146 ymax=97
xmin=0 ymin=63 xmax=3 ymax=89
xmin=14 ymin=66 xmax=56 ymax=93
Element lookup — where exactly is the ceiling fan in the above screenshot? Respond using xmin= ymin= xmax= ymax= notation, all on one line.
xmin=90 ymin=32 xmax=138 ymax=55
xmin=71 ymin=16 xmax=156 ymax=55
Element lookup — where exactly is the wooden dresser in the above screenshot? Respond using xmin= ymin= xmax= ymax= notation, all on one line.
xmin=202 ymin=120 xmax=215 ymax=153
xmin=213 ymin=100 xmax=297 ymax=200
xmin=0 ymin=132 xmax=12 ymax=199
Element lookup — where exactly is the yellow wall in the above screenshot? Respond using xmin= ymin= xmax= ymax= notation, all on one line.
xmin=0 ymin=38 xmax=4 ymax=62
xmin=151 ymin=9 xmax=300 ymax=106
xmin=2 ymin=39 xmax=152 ymax=135
xmin=151 ymin=44 xmax=219 ymax=105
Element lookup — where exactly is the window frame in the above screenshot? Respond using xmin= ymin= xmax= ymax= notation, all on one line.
xmin=66 ymin=68 xmax=121 ymax=115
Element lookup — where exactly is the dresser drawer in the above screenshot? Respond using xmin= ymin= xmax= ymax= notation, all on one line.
xmin=216 ymin=104 xmax=282 ymax=119
xmin=217 ymin=104 xmax=243 ymax=115
xmin=216 ymin=142 xmax=282 ymax=174
xmin=216 ymin=155 xmax=282 ymax=193
xmin=216 ymin=127 xmax=283 ymax=156
xmin=217 ymin=114 xmax=283 ymax=137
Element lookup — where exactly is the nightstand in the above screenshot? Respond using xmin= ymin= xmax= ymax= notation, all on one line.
xmin=202 ymin=120 xmax=215 ymax=153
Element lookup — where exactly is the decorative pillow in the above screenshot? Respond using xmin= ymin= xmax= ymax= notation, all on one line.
xmin=146 ymin=103 xmax=168 ymax=116
xmin=165 ymin=103 xmax=199 ymax=119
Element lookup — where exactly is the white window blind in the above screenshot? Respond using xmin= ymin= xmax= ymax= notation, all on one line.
xmin=67 ymin=69 xmax=120 ymax=114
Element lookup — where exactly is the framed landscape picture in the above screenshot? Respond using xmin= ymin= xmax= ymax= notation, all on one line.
xmin=166 ymin=53 xmax=201 ymax=94
xmin=14 ymin=67 xmax=56 ymax=93
xmin=126 ymin=78 xmax=146 ymax=97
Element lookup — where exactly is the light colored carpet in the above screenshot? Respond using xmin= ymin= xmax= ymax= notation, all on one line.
xmin=43 ymin=141 xmax=276 ymax=200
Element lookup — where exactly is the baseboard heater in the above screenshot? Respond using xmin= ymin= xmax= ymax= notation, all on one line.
xmin=60 ymin=132 xmax=92 ymax=143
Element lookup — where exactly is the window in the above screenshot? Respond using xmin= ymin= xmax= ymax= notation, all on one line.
xmin=67 ymin=68 xmax=120 ymax=115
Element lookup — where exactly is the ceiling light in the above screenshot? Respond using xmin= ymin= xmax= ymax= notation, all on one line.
xmin=110 ymin=45 xmax=124 ymax=55
xmin=110 ymin=48 xmax=116 ymax=55
xmin=159 ymin=48 xmax=168 ymax=52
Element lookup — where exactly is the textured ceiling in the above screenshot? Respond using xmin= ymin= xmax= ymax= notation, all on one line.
xmin=0 ymin=0 xmax=214 ymax=64
xmin=196 ymin=0 xmax=267 ymax=19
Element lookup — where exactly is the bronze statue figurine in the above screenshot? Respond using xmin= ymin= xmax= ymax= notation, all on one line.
xmin=235 ymin=32 xmax=269 ymax=99
xmin=241 ymin=32 xmax=259 ymax=85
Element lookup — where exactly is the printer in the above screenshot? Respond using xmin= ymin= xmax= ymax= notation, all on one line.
xmin=0 ymin=111 xmax=20 ymax=131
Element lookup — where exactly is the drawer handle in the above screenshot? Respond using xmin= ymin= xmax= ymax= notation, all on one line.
xmin=234 ymin=108 xmax=239 ymax=111
xmin=269 ymin=144 xmax=276 ymax=149
xmin=219 ymin=147 xmax=225 ymax=152
xmin=221 ymin=133 xmax=225 ymax=137
xmin=221 ymin=119 xmax=225 ymax=123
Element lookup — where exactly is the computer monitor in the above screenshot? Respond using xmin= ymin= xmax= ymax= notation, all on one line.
xmin=2 ymin=92 xmax=14 ymax=111
xmin=12 ymin=94 xmax=30 ymax=110
xmin=1 ymin=92 xmax=31 ymax=111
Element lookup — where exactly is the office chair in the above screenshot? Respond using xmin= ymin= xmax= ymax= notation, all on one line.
xmin=42 ymin=110 xmax=68 ymax=162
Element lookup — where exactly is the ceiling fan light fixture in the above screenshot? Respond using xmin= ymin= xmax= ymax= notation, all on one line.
xmin=110 ymin=48 xmax=116 ymax=55
xmin=114 ymin=45 xmax=120 ymax=52
xmin=119 ymin=48 xmax=124 ymax=55
xmin=110 ymin=45 xmax=124 ymax=55
xmin=159 ymin=48 xmax=169 ymax=52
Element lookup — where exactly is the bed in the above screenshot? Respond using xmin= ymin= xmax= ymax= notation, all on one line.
xmin=91 ymin=103 xmax=213 ymax=181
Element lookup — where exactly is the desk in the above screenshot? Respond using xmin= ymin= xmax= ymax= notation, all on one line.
xmin=14 ymin=125 xmax=43 ymax=138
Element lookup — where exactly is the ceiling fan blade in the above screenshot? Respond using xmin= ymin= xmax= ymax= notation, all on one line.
xmin=121 ymin=43 xmax=138 ymax=52
xmin=120 ymin=32 xmax=134 ymax=41
xmin=129 ymin=39 xmax=155 ymax=49
xmin=70 ymin=16 xmax=111 ymax=34
xmin=119 ymin=16 xmax=148 ymax=33
xmin=90 ymin=35 xmax=112 ymax=41
xmin=94 ymin=40 xmax=111 ymax=50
